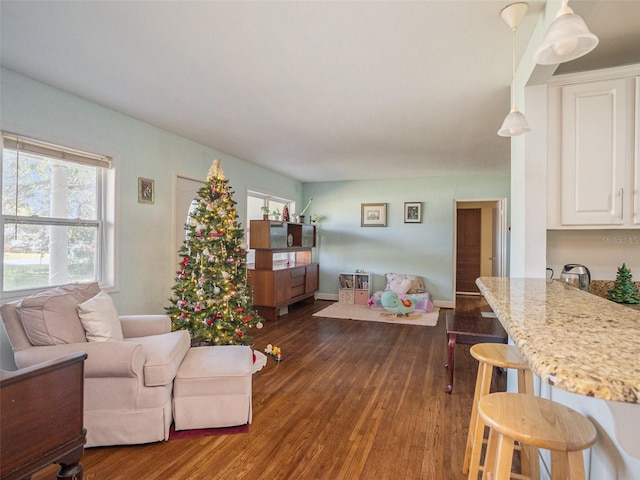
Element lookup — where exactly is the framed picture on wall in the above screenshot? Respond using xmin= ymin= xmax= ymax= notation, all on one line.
xmin=404 ymin=202 xmax=422 ymax=223
xmin=138 ymin=177 xmax=155 ymax=204
xmin=361 ymin=203 xmax=387 ymax=227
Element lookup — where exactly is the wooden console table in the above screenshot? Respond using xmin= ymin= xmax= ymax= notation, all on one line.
xmin=1 ymin=352 xmax=87 ymax=480
xmin=445 ymin=313 xmax=507 ymax=393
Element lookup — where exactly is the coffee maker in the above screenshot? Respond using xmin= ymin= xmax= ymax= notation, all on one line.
xmin=560 ymin=264 xmax=591 ymax=291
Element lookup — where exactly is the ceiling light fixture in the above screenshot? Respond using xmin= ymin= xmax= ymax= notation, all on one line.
xmin=498 ymin=2 xmax=531 ymax=138
xmin=534 ymin=0 xmax=599 ymax=65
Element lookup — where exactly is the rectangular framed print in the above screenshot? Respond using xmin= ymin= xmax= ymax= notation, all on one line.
xmin=404 ymin=202 xmax=422 ymax=223
xmin=138 ymin=177 xmax=155 ymax=204
xmin=361 ymin=203 xmax=387 ymax=227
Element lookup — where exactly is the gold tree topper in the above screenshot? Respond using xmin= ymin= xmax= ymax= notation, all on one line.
xmin=207 ymin=159 xmax=225 ymax=180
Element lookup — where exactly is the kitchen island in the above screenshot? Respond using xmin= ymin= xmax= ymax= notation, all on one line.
xmin=476 ymin=277 xmax=640 ymax=479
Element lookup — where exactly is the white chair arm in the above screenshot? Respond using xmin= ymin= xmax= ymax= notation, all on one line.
xmin=14 ymin=341 xmax=145 ymax=378
xmin=119 ymin=315 xmax=171 ymax=338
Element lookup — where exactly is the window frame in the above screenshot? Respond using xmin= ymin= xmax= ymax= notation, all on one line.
xmin=1 ymin=132 xmax=118 ymax=300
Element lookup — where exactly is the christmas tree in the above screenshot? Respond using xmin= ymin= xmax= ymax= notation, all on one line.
xmin=167 ymin=159 xmax=263 ymax=344
xmin=608 ymin=263 xmax=640 ymax=304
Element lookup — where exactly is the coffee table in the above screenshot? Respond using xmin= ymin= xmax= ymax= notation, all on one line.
xmin=445 ymin=312 xmax=507 ymax=393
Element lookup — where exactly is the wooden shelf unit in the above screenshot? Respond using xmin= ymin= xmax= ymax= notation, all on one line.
xmin=248 ymin=220 xmax=319 ymax=321
xmin=338 ymin=272 xmax=371 ymax=305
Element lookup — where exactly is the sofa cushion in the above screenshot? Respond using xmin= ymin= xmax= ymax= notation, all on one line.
xmin=127 ymin=330 xmax=190 ymax=387
xmin=78 ymin=291 xmax=124 ymax=342
xmin=18 ymin=282 xmax=101 ymax=346
xmin=384 ymin=273 xmax=426 ymax=294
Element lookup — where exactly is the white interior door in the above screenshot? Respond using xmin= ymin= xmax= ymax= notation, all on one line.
xmin=174 ymin=176 xmax=204 ymax=267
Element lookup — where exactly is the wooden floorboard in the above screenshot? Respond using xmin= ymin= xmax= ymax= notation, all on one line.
xmin=32 ymin=295 xmax=504 ymax=480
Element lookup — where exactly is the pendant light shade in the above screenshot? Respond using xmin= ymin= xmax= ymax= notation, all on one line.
xmin=498 ymin=107 xmax=531 ymax=137
xmin=534 ymin=1 xmax=599 ymax=65
xmin=498 ymin=3 xmax=530 ymax=137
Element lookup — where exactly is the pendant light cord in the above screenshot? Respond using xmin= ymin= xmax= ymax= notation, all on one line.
xmin=511 ymin=25 xmax=516 ymax=110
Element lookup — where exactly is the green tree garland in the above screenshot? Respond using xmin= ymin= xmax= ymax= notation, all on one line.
xmin=608 ymin=263 xmax=640 ymax=304
xmin=166 ymin=159 xmax=263 ymax=344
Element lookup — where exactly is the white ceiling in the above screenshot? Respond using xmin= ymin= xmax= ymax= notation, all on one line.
xmin=2 ymin=1 xmax=639 ymax=183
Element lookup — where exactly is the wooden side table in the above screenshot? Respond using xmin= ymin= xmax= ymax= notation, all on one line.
xmin=1 ymin=352 xmax=87 ymax=480
xmin=445 ymin=313 xmax=507 ymax=393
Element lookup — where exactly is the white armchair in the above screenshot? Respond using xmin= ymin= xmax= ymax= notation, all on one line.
xmin=0 ymin=283 xmax=190 ymax=447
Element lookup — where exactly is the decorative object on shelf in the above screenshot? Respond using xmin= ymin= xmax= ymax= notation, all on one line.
xmin=270 ymin=208 xmax=280 ymax=221
xmin=166 ymin=158 xmax=263 ymax=345
xmin=138 ymin=177 xmax=155 ymax=204
xmin=497 ymin=2 xmax=531 ymax=137
xmin=361 ymin=203 xmax=387 ymax=227
xmin=291 ymin=212 xmax=299 ymax=223
xmin=608 ymin=263 xmax=640 ymax=304
xmin=404 ymin=202 xmax=422 ymax=223
xmin=282 ymin=204 xmax=290 ymax=222
xmin=534 ymin=0 xmax=599 ymax=65
xmin=261 ymin=205 xmax=270 ymax=220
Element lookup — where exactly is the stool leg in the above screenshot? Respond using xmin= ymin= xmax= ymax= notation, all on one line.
xmin=465 ymin=361 xmax=493 ymax=477
xmin=517 ymin=368 xmax=540 ymax=480
xmin=481 ymin=428 xmax=499 ymax=480
xmin=492 ymin=433 xmax=515 ymax=480
xmin=565 ymin=451 xmax=587 ymax=480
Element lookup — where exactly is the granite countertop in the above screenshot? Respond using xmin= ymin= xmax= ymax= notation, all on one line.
xmin=476 ymin=277 xmax=640 ymax=404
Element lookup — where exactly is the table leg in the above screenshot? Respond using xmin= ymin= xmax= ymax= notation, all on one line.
xmin=446 ymin=332 xmax=456 ymax=393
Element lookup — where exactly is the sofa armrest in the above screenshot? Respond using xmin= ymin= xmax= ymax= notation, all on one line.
xmin=119 ymin=315 xmax=171 ymax=338
xmin=13 ymin=341 xmax=145 ymax=378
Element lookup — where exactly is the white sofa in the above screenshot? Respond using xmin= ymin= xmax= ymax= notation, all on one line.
xmin=0 ymin=283 xmax=190 ymax=447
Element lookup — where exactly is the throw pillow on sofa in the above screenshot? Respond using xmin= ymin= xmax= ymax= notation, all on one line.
xmin=17 ymin=282 xmax=101 ymax=346
xmin=78 ymin=290 xmax=124 ymax=342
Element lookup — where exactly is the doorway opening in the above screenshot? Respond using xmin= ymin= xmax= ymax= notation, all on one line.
xmin=453 ymin=199 xmax=507 ymax=305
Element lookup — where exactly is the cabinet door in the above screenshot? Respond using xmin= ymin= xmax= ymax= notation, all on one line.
xmin=306 ymin=264 xmax=319 ymax=292
xmin=561 ymin=78 xmax=630 ymax=225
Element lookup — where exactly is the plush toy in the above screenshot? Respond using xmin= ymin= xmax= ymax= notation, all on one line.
xmin=380 ymin=291 xmax=418 ymax=317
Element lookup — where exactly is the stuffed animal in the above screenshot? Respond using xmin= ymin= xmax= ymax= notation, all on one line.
xmin=380 ymin=291 xmax=418 ymax=317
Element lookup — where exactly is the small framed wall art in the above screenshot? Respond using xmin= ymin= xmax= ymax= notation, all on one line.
xmin=361 ymin=203 xmax=387 ymax=227
xmin=404 ymin=202 xmax=422 ymax=223
xmin=138 ymin=177 xmax=155 ymax=204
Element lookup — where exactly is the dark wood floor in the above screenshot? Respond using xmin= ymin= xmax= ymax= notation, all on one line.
xmin=33 ymin=296 xmax=504 ymax=480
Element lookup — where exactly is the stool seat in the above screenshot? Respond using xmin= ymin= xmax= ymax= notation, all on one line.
xmin=479 ymin=392 xmax=597 ymax=452
xmin=470 ymin=343 xmax=529 ymax=370
xmin=479 ymin=392 xmax=597 ymax=480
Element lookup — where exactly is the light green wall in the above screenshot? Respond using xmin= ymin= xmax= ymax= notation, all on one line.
xmin=0 ymin=68 xmax=302 ymax=369
xmin=302 ymin=174 xmax=510 ymax=303
xmin=0 ymin=68 xmax=510 ymax=369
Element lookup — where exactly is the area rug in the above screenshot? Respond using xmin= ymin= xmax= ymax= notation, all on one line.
xmin=313 ymin=302 xmax=439 ymax=327
xmin=169 ymin=423 xmax=249 ymax=440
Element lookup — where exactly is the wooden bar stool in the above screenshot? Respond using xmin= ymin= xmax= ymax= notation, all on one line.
xmin=478 ymin=392 xmax=597 ymax=480
xmin=464 ymin=343 xmax=538 ymax=480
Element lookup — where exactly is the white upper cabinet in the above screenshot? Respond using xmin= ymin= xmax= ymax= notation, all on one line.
xmin=547 ymin=65 xmax=639 ymax=229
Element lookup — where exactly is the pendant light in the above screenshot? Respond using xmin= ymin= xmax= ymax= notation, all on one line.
xmin=534 ymin=0 xmax=599 ymax=65
xmin=498 ymin=3 xmax=531 ymax=137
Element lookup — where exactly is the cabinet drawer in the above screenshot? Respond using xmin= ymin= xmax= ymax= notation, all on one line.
xmin=354 ymin=290 xmax=369 ymax=305
xmin=291 ymin=285 xmax=305 ymax=298
xmin=339 ymin=290 xmax=354 ymax=304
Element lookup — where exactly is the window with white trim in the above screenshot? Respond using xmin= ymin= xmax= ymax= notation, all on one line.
xmin=1 ymin=133 xmax=116 ymax=296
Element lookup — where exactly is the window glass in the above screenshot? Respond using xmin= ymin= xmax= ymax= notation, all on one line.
xmin=1 ymin=136 xmax=109 ymax=294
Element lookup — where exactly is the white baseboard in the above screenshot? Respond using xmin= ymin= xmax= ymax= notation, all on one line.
xmin=315 ymin=292 xmax=338 ymax=301
xmin=434 ymin=299 xmax=453 ymax=309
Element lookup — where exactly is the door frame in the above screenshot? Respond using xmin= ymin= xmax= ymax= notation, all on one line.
xmin=452 ymin=198 xmax=507 ymax=308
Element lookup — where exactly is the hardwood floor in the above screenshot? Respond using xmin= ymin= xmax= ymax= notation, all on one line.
xmin=33 ymin=295 xmax=503 ymax=480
